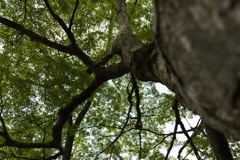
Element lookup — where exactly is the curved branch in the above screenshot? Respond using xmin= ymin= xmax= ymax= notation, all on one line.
xmin=172 ymin=98 xmax=201 ymax=160
xmin=43 ymin=0 xmax=97 ymax=72
xmin=94 ymin=79 xmax=135 ymax=159
xmin=52 ymin=79 xmax=103 ymax=147
xmin=178 ymin=122 xmax=203 ymax=159
xmin=131 ymin=73 xmax=142 ymax=129
xmin=0 ymin=17 xmax=97 ymax=73
xmin=43 ymin=0 xmax=69 ymax=35
xmin=0 ymin=17 xmax=70 ymax=53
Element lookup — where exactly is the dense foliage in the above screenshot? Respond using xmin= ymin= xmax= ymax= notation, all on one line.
xmin=0 ymin=0 xmax=239 ymax=159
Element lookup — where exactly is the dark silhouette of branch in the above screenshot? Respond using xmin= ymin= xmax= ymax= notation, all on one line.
xmin=45 ymin=146 xmax=64 ymax=160
xmin=43 ymin=0 xmax=69 ymax=35
xmin=0 ymin=17 xmax=71 ymax=53
xmin=172 ymin=97 xmax=201 ymax=160
xmin=94 ymin=79 xmax=136 ymax=159
xmin=165 ymin=98 xmax=178 ymax=160
xmin=130 ymin=0 xmax=138 ymax=19
xmin=151 ymin=135 xmax=170 ymax=150
xmin=43 ymin=0 xmax=96 ymax=72
xmin=131 ymin=73 xmax=142 ymax=129
xmin=39 ymin=48 xmax=53 ymax=60
xmin=178 ymin=121 xmax=202 ymax=159
xmin=22 ymin=0 xmax=27 ymax=25
xmin=63 ymin=101 xmax=92 ymax=160
xmin=69 ymin=0 xmax=79 ymax=30
xmin=142 ymin=127 xmax=199 ymax=137
xmin=86 ymin=48 xmax=115 ymax=75
xmin=182 ymin=150 xmax=192 ymax=160
xmin=139 ymin=129 xmax=142 ymax=160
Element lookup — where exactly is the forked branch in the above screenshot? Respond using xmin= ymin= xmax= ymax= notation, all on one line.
xmin=172 ymin=97 xmax=201 ymax=160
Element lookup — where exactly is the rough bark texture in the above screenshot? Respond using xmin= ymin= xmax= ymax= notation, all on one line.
xmin=203 ymin=122 xmax=233 ymax=160
xmin=0 ymin=0 xmax=238 ymax=159
xmin=154 ymin=0 xmax=240 ymax=140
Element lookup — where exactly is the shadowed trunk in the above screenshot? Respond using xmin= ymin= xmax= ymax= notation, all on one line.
xmin=203 ymin=122 xmax=233 ymax=160
xmin=0 ymin=0 xmax=238 ymax=159
xmin=153 ymin=0 xmax=240 ymax=140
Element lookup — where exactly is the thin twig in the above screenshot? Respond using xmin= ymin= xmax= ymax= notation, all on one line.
xmin=130 ymin=0 xmax=138 ymax=19
xmin=94 ymin=77 xmax=135 ymax=159
xmin=22 ymin=0 xmax=27 ymax=25
xmin=165 ymin=97 xmax=179 ymax=160
xmin=69 ymin=0 xmax=79 ymax=30
xmin=172 ymin=98 xmax=201 ymax=159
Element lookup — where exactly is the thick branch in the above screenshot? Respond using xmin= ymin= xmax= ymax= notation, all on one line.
xmin=203 ymin=122 xmax=233 ymax=160
xmin=52 ymin=79 xmax=103 ymax=146
xmin=63 ymin=101 xmax=91 ymax=160
xmin=114 ymin=0 xmax=131 ymax=33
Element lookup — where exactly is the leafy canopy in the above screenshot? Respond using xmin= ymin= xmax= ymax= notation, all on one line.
xmin=0 ymin=0 xmax=239 ymax=159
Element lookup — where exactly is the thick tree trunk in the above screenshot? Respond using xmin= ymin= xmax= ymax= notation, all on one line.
xmin=203 ymin=122 xmax=233 ymax=160
xmin=101 ymin=1 xmax=236 ymax=158
xmin=153 ymin=0 xmax=240 ymax=140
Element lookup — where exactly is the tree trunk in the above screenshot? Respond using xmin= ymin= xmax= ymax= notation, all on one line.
xmin=153 ymin=0 xmax=240 ymax=140
xmin=203 ymin=121 xmax=233 ymax=160
xmin=1 ymin=0 xmax=238 ymax=159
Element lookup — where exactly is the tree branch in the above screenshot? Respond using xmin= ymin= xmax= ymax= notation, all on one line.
xmin=139 ymin=129 xmax=142 ymax=160
xmin=131 ymin=73 xmax=142 ymax=129
xmin=130 ymin=0 xmax=138 ymax=19
xmin=43 ymin=0 xmax=69 ymax=36
xmin=63 ymin=101 xmax=91 ymax=159
xmin=22 ymin=0 xmax=27 ymax=25
xmin=69 ymin=0 xmax=79 ymax=30
xmin=94 ymin=80 xmax=135 ymax=159
xmin=165 ymin=99 xmax=178 ymax=160
xmin=0 ymin=16 xmax=97 ymax=74
xmin=43 ymin=0 xmax=99 ymax=73
xmin=52 ymin=79 xmax=103 ymax=147
xmin=178 ymin=122 xmax=203 ymax=159
xmin=203 ymin=121 xmax=233 ymax=160
xmin=114 ymin=0 xmax=132 ymax=33
xmin=172 ymin=98 xmax=201 ymax=160
xmin=86 ymin=48 xmax=116 ymax=74
xmin=0 ymin=17 xmax=70 ymax=53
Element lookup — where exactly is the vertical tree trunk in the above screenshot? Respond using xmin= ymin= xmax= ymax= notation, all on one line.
xmin=154 ymin=0 xmax=240 ymax=140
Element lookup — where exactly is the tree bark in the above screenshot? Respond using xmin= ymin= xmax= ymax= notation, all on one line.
xmin=153 ymin=0 xmax=240 ymax=140
xmin=0 ymin=0 xmax=238 ymax=159
xmin=203 ymin=122 xmax=233 ymax=160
